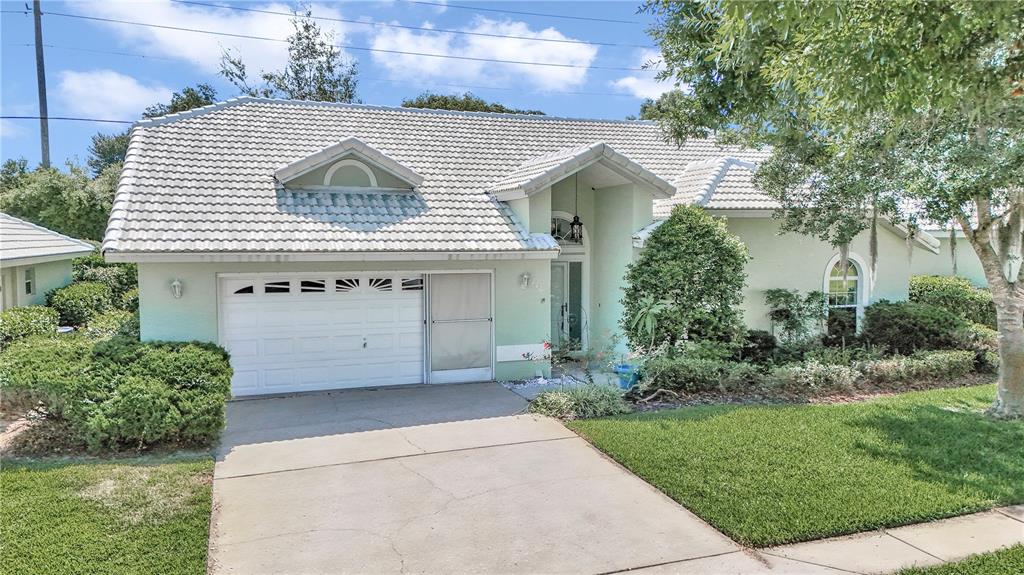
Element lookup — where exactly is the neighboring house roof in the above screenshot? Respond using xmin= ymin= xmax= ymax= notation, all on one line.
xmin=654 ymin=157 xmax=774 ymax=218
xmin=487 ymin=142 xmax=676 ymax=200
xmin=102 ymin=97 xmax=764 ymax=260
xmin=0 ymin=213 xmax=94 ymax=265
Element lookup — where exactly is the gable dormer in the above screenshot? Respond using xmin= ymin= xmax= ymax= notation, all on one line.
xmin=274 ymin=137 xmax=424 ymax=190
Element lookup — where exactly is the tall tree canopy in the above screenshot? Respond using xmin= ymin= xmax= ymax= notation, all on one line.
xmin=0 ymin=160 xmax=118 ymax=241
xmin=220 ymin=10 xmax=357 ymax=102
xmin=644 ymin=0 xmax=1024 ymax=416
xmin=402 ymin=92 xmax=544 ymax=115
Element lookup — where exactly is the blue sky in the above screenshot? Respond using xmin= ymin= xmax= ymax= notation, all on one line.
xmin=1 ymin=1 xmax=670 ymax=168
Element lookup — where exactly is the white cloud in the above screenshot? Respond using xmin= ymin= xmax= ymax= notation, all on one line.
xmin=370 ymin=17 xmax=598 ymax=90
xmin=0 ymin=119 xmax=27 ymax=140
xmin=84 ymin=0 xmax=351 ymax=75
xmin=57 ymin=70 xmax=172 ymax=119
xmin=611 ymin=49 xmax=677 ymax=100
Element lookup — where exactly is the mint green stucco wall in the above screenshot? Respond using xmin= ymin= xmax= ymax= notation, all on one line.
xmin=725 ymin=216 xmax=914 ymax=331
xmin=0 ymin=259 xmax=74 ymax=309
xmin=137 ymin=259 xmax=550 ymax=380
xmin=911 ymin=234 xmax=987 ymax=287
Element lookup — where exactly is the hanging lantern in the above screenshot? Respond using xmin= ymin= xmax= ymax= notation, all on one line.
xmin=569 ymin=173 xmax=584 ymax=243
xmin=569 ymin=215 xmax=584 ymax=242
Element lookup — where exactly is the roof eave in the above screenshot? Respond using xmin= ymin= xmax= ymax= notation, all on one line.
xmin=103 ymin=249 xmax=561 ymax=264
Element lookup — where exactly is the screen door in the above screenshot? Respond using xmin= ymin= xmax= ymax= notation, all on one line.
xmin=428 ymin=273 xmax=493 ymax=383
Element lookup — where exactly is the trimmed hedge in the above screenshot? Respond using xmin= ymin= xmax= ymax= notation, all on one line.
xmin=0 ymin=335 xmax=231 ymax=451
xmin=0 ymin=306 xmax=58 ymax=348
xmin=84 ymin=309 xmax=140 ymax=340
xmin=46 ymin=281 xmax=113 ymax=326
xmin=862 ymin=300 xmax=967 ymax=355
xmin=910 ymin=275 xmax=996 ymax=328
xmin=73 ymin=251 xmax=138 ymax=298
xmin=859 ymin=350 xmax=975 ymax=384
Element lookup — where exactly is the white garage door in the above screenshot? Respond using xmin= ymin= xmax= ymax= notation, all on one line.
xmin=219 ymin=273 xmax=425 ymax=397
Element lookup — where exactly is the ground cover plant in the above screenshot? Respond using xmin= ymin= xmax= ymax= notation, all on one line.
xmin=569 ymin=385 xmax=1024 ymax=547
xmin=1 ymin=454 xmax=213 ymax=575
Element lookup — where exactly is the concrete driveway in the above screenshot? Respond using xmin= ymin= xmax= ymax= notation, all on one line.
xmin=208 ymin=383 xmax=791 ymax=574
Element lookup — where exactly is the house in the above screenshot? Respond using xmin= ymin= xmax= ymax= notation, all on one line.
xmin=1 ymin=213 xmax=95 ymax=310
xmin=910 ymin=225 xmax=987 ymax=287
xmin=634 ymin=157 xmax=941 ymax=333
xmin=103 ymin=98 xmax=938 ymax=397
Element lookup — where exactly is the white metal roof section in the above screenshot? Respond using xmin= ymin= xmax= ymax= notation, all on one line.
xmin=274 ymin=136 xmax=425 ymax=188
xmin=487 ymin=142 xmax=677 ymax=201
xmin=102 ymin=98 xmax=765 ymax=258
xmin=0 ymin=213 xmax=94 ymax=265
xmin=654 ymin=157 xmax=775 ymax=218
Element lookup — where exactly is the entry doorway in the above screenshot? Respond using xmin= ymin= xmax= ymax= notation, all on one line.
xmin=550 ymin=261 xmax=583 ymax=350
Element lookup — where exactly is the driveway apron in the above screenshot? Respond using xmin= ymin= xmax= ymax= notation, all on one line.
xmin=208 ymin=382 xmax=740 ymax=574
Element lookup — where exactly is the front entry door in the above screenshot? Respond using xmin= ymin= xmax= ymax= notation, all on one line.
xmin=428 ymin=273 xmax=493 ymax=383
xmin=550 ymin=261 xmax=582 ymax=349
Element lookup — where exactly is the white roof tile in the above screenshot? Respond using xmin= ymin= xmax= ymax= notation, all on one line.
xmin=103 ymin=98 xmax=766 ymax=255
xmin=654 ymin=157 xmax=774 ymax=218
xmin=1 ymin=213 xmax=94 ymax=263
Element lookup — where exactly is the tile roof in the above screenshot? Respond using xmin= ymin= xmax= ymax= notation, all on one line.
xmin=103 ymin=97 xmax=766 ymax=256
xmin=1 ymin=213 xmax=94 ymax=264
xmin=654 ymin=157 xmax=774 ymax=218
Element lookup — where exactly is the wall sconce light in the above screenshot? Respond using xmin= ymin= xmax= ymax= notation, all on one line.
xmin=519 ymin=272 xmax=532 ymax=289
xmin=170 ymin=278 xmax=183 ymax=299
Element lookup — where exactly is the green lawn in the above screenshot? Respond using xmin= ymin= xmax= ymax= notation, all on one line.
xmin=568 ymin=385 xmax=1024 ymax=547
xmin=1 ymin=454 xmax=213 ymax=575
xmin=898 ymin=545 xmax=1024 ymax=575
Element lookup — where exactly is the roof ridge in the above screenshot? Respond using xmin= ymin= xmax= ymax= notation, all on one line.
xmin=133 ymin=96 xmax=662 ymax=128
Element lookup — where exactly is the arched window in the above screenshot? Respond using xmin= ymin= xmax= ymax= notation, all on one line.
xmin=323 ymin=159 xmax=377 ymax=187
xmin=826 ymin=258 xmax=863 ymax=337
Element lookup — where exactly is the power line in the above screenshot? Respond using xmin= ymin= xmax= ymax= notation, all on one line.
xmin=2 ymin=115 xmax=134 ymax=124
xmin=406 ymin=1 xmax=642 ymax=25
xmin=2 ymin=42 xmax=646 ymax=99
xmin=171 ymin=0 xmax=653 ymax=49
xmin=43 ymin=11 xmax=646 ymax=71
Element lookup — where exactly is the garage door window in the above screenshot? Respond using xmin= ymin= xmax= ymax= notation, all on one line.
xmin=300 ymin=280 xmax=326 ymax=293
xmin=264 ymin=280 xmax=290 ymax=294
xmin=368 ymin=277 xmax=392 ymax=292
xmin=335 ymin=278 xmax=359 ymax=292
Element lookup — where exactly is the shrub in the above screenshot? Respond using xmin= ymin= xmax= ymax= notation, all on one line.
xmin=529 ymin=384 xmax=631 ymax=420
xmin=910 ymin=275 xmax=996 ymax=328
xmin=46 ymin=281 xmax=113 ymax=325
xmin=121 ymin=287 xmax=139 ymax=313
xmin=822 ymin=307 xmax=858 ymax=347
xmin=804 ymin=345 xmax=885 ymax=366
xmin=73 ymin=251 xmax=138 ymax=298
xmin=737 ymin=330 xmax=777 ymax=364
xmin=0 ymin=306 xmax=58 ymax=347
xmin=859 ymin=350 xmax=975 ymax=384
xmin=0 ymin=335 xmax=232 ymax=451
xmin=862 ymin=300 xmax=967 ymax=355
xmin=769 ymin=361 xmax=859 ymax=393
xmin=764 ymin=289 xmax=826 ymax=343
xmin=641 ymin=354 xmax=731 ymax=393
xmin=623 ymin=205 xmax=748 ymax=347
xmin=720 ymin=362 xmax=768 ymax=391
xmin=84 ymin=310 xmax=139 ymax=340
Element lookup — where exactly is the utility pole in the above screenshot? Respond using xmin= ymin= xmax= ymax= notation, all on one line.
xmin=32 ymin=0 xmax=50 ymax=168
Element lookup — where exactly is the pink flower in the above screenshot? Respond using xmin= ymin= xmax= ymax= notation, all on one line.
xmin=542 ymin=341 xmax=551 ymax=350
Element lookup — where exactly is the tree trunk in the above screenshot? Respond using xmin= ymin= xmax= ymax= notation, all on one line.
xmin=991 ymin=298 xmax=1024 ymax=418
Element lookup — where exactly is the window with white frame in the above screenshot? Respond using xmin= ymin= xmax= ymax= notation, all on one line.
xmin=826 ymin=260 xmax=860 ymax=337
xmin=24 ymin=267 xmax=35 ymax=295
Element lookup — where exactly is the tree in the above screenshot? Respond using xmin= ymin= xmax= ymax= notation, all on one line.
xmin=402 ymin=92 xmax=545 ymax=115
xmin=86 ymin=132 xmax=130 ymax=176
xmin=85 ymin=84 xmax=218 ymax=176
xmin=220 ymin=9 xmax=357 ymax=102
xmin=143 ymin=83 xmax=218 ymax=119
xmin=622 ymin=205 xmax=748 ymax=348
xmin=644 ymin=0 xmax=1024 ymax=416
xmin=0 ymin=161 xmax=119 ymax=241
